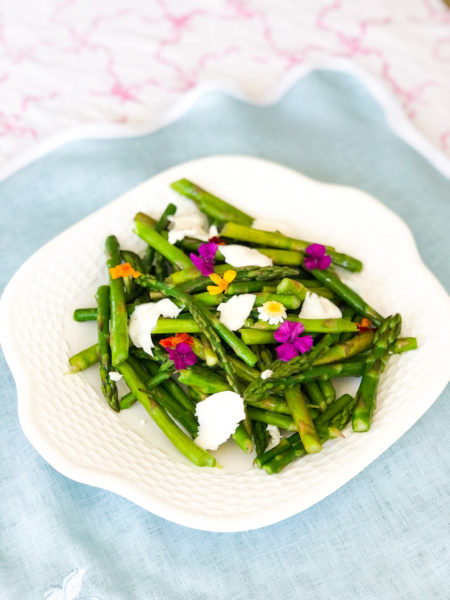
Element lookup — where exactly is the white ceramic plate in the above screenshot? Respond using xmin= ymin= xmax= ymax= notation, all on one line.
xmin=1 ymin=155 xmax=449 ymax=532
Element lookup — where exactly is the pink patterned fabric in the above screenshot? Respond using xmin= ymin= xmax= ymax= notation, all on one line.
xmin=1 ymin=0 xmax=449 ymax=167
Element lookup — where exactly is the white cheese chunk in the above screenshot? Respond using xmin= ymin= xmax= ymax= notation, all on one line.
xmin=260 ymin=369 xmax=273 ymax=380
xmin=194 ymin=391 xmax=246 ymax=451
xmin=167 ymin=197 xmax=210 ymax=244
xmin=128 ymin=299 xmax=181 ymax=356
xmin=220 ymin=244 xmax=273 ymax=268
xmin=298 ymin=292 xmax=342 ymax=319
xmin=217 ymin=294 xmax=256 ymax=331
xmin=108 ymin=371 xmax=122 ymax=382
xmin=266 ymin=425 xmax=281 ymax=450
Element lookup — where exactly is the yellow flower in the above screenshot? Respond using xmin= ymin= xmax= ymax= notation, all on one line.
xmin=207 ymin=269 xmax=237 ymax=295
xmin=257 ymin=300 xmax=287 ymax=325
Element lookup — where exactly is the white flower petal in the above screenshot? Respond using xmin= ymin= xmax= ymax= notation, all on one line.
xmin=299 ymin=292 xmax=342 ymax=319
xmin=217 ymin=294 xmax=256 ymax=331
xmin=220 ymin=244 xmax=272 ymax=268
xmin=128 ymin=299 xmax=182 ymax=356
xmin=195 ymin=391 xmax=246 ymax=450
xmin=260 ymin=369 xmax=273 ymax=380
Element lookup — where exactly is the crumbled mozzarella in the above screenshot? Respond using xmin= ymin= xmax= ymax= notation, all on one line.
xmin=220 ymin=244 xmax=273 ymax=268
xmin=217 ymin=294 xmax=256 ymax=331
xmin=167 ymin=197 xmax=210 ymax=244
xmin=266 ymin=425 xmax=281 ymax=450
xmin=128 ymin=299 xmax=181 ymax=356
xmin=298 ymin=292 xmax=342 ymax=319
xmin=208 ymin=225 xmax=219 ymax=238
xmin=194 ymin=391 xmax=246 ymax=451
xmin=260 ymin=369 xmax=273 ymax=380
xmin=108 ymin=372 xmax=122 ymax=382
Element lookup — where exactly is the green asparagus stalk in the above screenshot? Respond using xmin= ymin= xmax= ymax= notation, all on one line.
xmin=170 ymin=179 xmax=254 ymax=226
xmin=120 ymin=250 xmax=145 ymax=273
xmin=142 ymin=203 xmax=177 ymax=273
xmin=304 ymin=381 xmax=327 ymax=412
xmin=310 ymin=269 xmax=383 ymax=326
xmin=95 ymin=286 xmax=120 ymax=411
xmin=105 ymin=235 xmax=129 ymax=366
xmin=134 ymin=212 xmax=195 ymax=271
xmin=318 ymin=380 xmax=336 ymax=405
xmin=246 ymin=398 xmax=291 ymax=414
xmin=119 ymin=392 xmax=136 ymax=410
xmin=352 ymin=314 xmax=402 ymax=432
xmin=253 ymin=422 xmax=270 ymax=457
xmin=285 ymin=385 xmax=322 ymax=453
xmin=178 ymin=367 xmax=230 ymax=394
xmin=68 ymin=343 xmax=99 ymax=373
xmin=312 ymin=331 xmax=375 ymax=365
xmin=251 ymin=360 xmax=366 ymax=396
xmin=116 ymin=361 xmax=215 ymax=467
xmin=246 ymin=407 xmax=297 ymax=431
xmin=220 ymin=222 xmax=363 ymax=272
xmin=73 ymin=308 xmax=98 ymax=322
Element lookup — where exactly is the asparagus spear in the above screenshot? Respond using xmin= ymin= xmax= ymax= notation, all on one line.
xmin=352 ymin=314 xmax=402 ymax=432
xmin=170 ymin=179 xmax=254 ymax=226
xmin=73 ymin=308 xmax=98 ymax=322
xmin=136 ymin=274 xmax=254 ymax=446
xmin=246 ymin=407 xmax=297 ymax=431
xmin=116 ymin=361 xmax=216 ymax=467
xmin=105 ymin=235 xmax=129 ymax=366
xmin=318 ymin=380 xmax=336 ymax=405
xmin=304 ymin=381 xmax=327 ymax=412
xmin=310 ymin=269 xmax=383 ymax=326
xmin=253 ymin=422 xmax=270 ymax=457
xmin=220 ymin=222 xmax=363 ymax=272
xmin=134 ymin=212 xmax=195 ymax=271
xmin=68 ymin=335 xmax=416 ymax=376
xmin=239 ymin=318 xmax=357 ymax=346
xmin=285 ymin=385 xmax=322 ymax=453
xmin=95 ymin=286 xmax=120 ymax=411
xmin=142 ymin=203 xmax=177 ymax=273
xmin=259 ymin=394 xmax=356 ymax=473
xmin=246 ymin=398 xmax=291 ymax=414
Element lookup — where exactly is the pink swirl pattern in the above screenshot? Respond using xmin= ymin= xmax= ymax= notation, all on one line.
xmin=0 ymin=0 xmax=449 ymax=166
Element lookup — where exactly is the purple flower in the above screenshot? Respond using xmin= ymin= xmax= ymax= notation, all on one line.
xmin=167 ymin=342 xmax=197 ymax=370
xmin=190 ymin=242 xmax=218 ymax=276
xmin=304 ymin=243 xmax=331 ymax=270
xmin=273 ymin=320 xmax=314 ymax=362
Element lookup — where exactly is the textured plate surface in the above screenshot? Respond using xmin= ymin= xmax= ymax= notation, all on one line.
xmin=1 ymin=155 xmax=449 ymax=532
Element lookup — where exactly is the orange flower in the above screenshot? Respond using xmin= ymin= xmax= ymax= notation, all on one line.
xmin=159 ymin=333 xmax=194 ymax=349
xmin=356 ymin=318 xmax=374 ymax=333
xmin=207 ymin=269 xmax=236 ymax=295
xmin=109 ymin=262 xmax=141 ymax=279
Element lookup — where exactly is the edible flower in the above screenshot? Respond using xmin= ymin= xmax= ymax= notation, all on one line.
xmin=109 ymin=262 xmax=141 ymax=279
xmin=257 ymin=300 xmax=287 ymax=326
xmin=304 ymin=243 xmax=331 ymax=271
xmin=356 ymin=318 xmax=374 ymax=333
xmin=209 ymin=235 xmax=226 ymax=245
xmin=207 ymin=269 xmax=236 ymax=295
xmin=273 ymin=320 xmax=314 ymax=362
xmin=160 ymin=332 xmax=194 ymax=349
xmin=167 ymin=342 xmax=197 ymax=370
xmin=190 ymin=242 xmax=218 ymax=276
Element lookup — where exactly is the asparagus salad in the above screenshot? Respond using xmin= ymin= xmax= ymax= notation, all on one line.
xmin=68 ymin=178 xmax=417 ymax=473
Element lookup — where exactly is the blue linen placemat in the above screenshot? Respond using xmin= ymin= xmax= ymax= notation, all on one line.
xmin=1 ymin=70 xmax=449 ymax=600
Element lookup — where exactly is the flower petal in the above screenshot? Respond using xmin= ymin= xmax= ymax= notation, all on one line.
xmin=317 ymin=255 xmax=332 ymax=270
xmin=303 ymin=256 xmax=318 ymax=270
xmin=223 ymin=269 xmax=237 ymax=284
xmin=276 ymin=343 xmax=298 ymax=362
xmin=306 ymin=243 xmax=326 ymax=257
xmin=207 ymin=285 xmax=223 ymax=295
xmin=273 ymin=320 xmax=305 ymax=343
xmin=190 ymin=253 xmax=214 ymax=276
xmin=209 ymin=272 xmax=223 ymax=285
xmin=294 ymin=335 xmax=314 ymax=354
xmin=198 ymin=242 xmax=218 ymax=260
